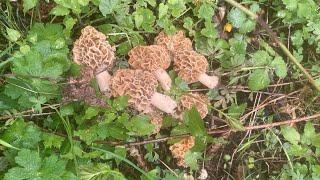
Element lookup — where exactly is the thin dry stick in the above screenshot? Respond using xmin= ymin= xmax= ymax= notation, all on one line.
xmin=223 ymin=0 xmax=320 ymax=92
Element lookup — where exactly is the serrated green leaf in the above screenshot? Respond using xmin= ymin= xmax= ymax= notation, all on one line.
xmin=184 ymin=151 xmax=201 ymax=170
xmin=50 ymin=5 xmax=70 ymax=16
xmin=198 ymin=3 xmax=214 ymax=21
xmin=281 ymin=125 xmax=300 ymax=145
xmin=251 ymin=50 xmax=271 ymax=66
xmin=183 ymin=107 xmax=206 ymax=136
xmin=99 ymin=0 xmax=119 ymax=16
xmin=126 ymin=115 xmax=155 ymax=136
xmin=248 ymin=69 xmax=270 ymax=91
xmin=158 ymin=3 xmax=168 ymax=19
xmin=6 ymin=28 xmax=21 ymax=42
xmin=23 ymin=0 xmax=39 ymax=13
xmin=228 ymin=8 xmax=246 ymax=28
xmin=282 ymin=0 xmax=298 ymax=11
xmin=271 ymin=56 xmax=287 ymax=78
xmin=42 ymin=133 xmax=65 ymax=149
xmin=201 ymin=21 xmax=218 ymax=39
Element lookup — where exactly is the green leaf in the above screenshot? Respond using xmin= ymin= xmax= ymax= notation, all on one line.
xmin=168 ymin=0 xmax=186 ymax=17
xmin=251 ymin=50 xmax=271 ymax=66
xmin=198 ymin=3 xmax=214 ymax=21
xmin=16 ymin=149 xmax=41 ymax=171
xmin=99 ymin=0 xmax=119 ymax=16
xmin=248 ymin=69 xmax=270 ymax=91
xmin=23 ymin=0 xmax=39 ymax=12
xmin=271 ymin=56 xmax=287 ymax=78
xmin=282 ymin=0 xmax=298 ymax=11
xmin=183 ymin=107 xmax=206 ymax=136
xmin=126 ymin=115 xmax=155 ymax=136
xmin=228 ymin=8 xmax=246 ymax=28
xmin=42 ymin=133 xmax=65 ymax=149
xmin=114 ymin=146 xmax=126 ymax=166
xmin=0 ymin=138 xmax=20 ymax=150
xmin=6 ymin=28 xmax=21 ymax=42
xmin=239 ymin=20 xmax=256 ymax=34
xmin=228 ymin=103 xmax=247 ymax=119
xmin=133 ymin=8 xmax=156 ymax=32
xmin=158 ymin=3 xmax=168 ymax=19
xmin=50 ymin=5 xmax=70 ymax=16
xmin=281 ymin=125 xmax=300 ymax=145
xmin=184 ymin=151 xmax=201 ymax=170
xmin=201 ymin=21 xmax=218 ymax=39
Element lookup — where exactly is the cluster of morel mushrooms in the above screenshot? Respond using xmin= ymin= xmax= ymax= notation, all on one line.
xmin=66 ymin=26 xmax=219 ymax=167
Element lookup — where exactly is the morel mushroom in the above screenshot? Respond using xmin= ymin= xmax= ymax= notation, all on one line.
xmin=178 ymin=92 xmax=209 ymax=119
xmin=128 ymin=45 xmax=172 ymax=91
xmin=174 ymin=50 xmax=219 ymax=89
xmin=154 ymin=30 xmax=193 ymax=55
xmin=169 ymin=136 xmax=195 ymax=167
xmin=148 ymin=111 xmax=163 ymax=134
xmin=110 ymin=69 xmax=177 ymax=114
xmin=72 ymin=26 xmax=115 ymax=93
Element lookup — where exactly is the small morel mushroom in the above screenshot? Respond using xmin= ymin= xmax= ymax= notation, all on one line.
xmin=174 ymin=50 xmax=219 ymax=89
xmin=110 ymin=69 xmax=177 ymax=114
xmin=128 ymin=45 xmax=172 ymax=91
xmin=178 ymin=92 xmax=209 ymax=119
xmin=62 ymin=66 xmax=106 ymax=107
xmin=154 ymin=30 xmax=193 ymax=55
xmin=148 ymin=110 xmax=163 ymax=134
xmin=169 ymin=136 xmax=195 ymax=167
xmin=72 ymin=26 xmax=115 ymax=94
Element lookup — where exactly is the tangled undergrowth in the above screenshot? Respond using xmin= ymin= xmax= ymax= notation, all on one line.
xmin=1 ymin=0 xmax=320 ymax=179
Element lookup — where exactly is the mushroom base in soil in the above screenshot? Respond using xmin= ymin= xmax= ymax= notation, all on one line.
xmin=150 ymin=92 xmax=177 ymax=114
xmin=153 ymin=69 xmax=172 ymax=91
xmin=198 ymin=73 xmax=219 ymax=89
xmin=95 ymin=70 xmax=112 ymax=94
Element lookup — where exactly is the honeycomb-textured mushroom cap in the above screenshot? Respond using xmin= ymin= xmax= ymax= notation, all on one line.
xmin=148 ymin=111 xmax=163 ymax=134
xmin=128 ymin=45 xmax=171 ymax=72
xmin=179 ymin=92 xmax=209 ymax=119
xmin=110 ymin=69 xmax=158 ymax=112
xmin=174 ymin=50 xmax=208 ymax=84
xmin=72 ymin=26 xmax=115 ymax=73
xmin=154 ymin=31 xmax=193 ymax=54
xmin=169 ymin=136 xmax=195 ymax=167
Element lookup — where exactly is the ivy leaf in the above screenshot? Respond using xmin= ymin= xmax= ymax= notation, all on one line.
xmin=248 ymin=69 xmax=270 ymax=91
xmin=6 ymin=28 xmax=21 ymax=42
xmin=99 ymin=0 xmax=119 ymax=16
xmin=197 ymin=3 xmax=214 ymax=21
xmin=227 ymin=8 xmax=246 ymax=28
xmin=271 ymin=56 xmax=287 ymax=78
xmin=23 ymin=0 xmax=39 ymax=13
xmin=281 ymin=125 xmax=300 ymax=145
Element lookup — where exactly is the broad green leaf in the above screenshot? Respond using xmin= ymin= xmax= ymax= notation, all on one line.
xmin=281 ymin=125 xmax=300 ymax=145
xmin=50 ymin=5 xmax=70 ymax=16
xmin=227 ymin=8 xmax=246 ymax=28
xmin=184 ymin=151 xmax=201 ymax=170
xmin=239 ymin=20 xmax=256 ymax=34
xmin=23 ymin=0 xmax=39 ymax=12
xmin=168 ymin=0 xmax=186 ymax=17
xmin=271 ymin=56 xmax=287 ymax=78
xmin=251 ymin=50 xmax=271 ymax=66
xmin=99 ymin=0 xmax=119 ymax=16
xmin=16 ymin=149 xmax=41 ymax=171
xmin=183 ymin=107 xmax=206 ymax=136
xmin=6 ymin=28 xmax=21 ymax=42
xmin=248 ymin=69 xmax=270 ymax=91
xmin=197 ymin=3 xmax=214 ymax=21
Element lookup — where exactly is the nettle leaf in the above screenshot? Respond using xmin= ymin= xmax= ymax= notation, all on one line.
xmin=6 ymin=28 xmax=21 ymax=42
xmin=271 ymin=56 xmax=287 ymax=78
xmin=198 ymin=3 xmax=214 ymax=21
xmin=248 ymin=69 xmax=270 ymax=91
xmin=227 ymin=8 xmax=246 ymax=29
xmin=23 ymin=0 xmax=39 ymax=13
xmin=281 ymin=125 xmax=300 ymax=145
xmin=99 ymin=0 xmax=119 ymax=16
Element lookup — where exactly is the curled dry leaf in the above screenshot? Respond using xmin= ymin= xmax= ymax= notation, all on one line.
xmin=169 ymin=136 xmax=195 ymax=167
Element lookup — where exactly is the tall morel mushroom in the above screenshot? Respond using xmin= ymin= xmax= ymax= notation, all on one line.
xmin=178 ymin=92 xmax=209 ymax=119
xmin=128 ymin=45 xmax=172 ymax=91
xmin=72 ymin=26 xmax=115 ymax=93
xmin=110 ymin=69 xmax=177 ymax=114
xmin=154 ymin=31 xmax=193 ymax=55
xmin=174 ymin=50 xmax=219 ymax=89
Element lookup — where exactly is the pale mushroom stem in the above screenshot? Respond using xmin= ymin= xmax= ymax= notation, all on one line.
xmin=198 ymin=73 xmax=219 ymax=89
xmin=153 ymin=69 xmax=172 ymax=91
xmin=151 ymin=92 xmax=177 ymax=114
xmin=96 ymin=70 xmax=111 ymax=93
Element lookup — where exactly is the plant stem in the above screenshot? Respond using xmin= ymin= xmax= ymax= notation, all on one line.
xmin=224 ymin=0 xmax=320 ymax=92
